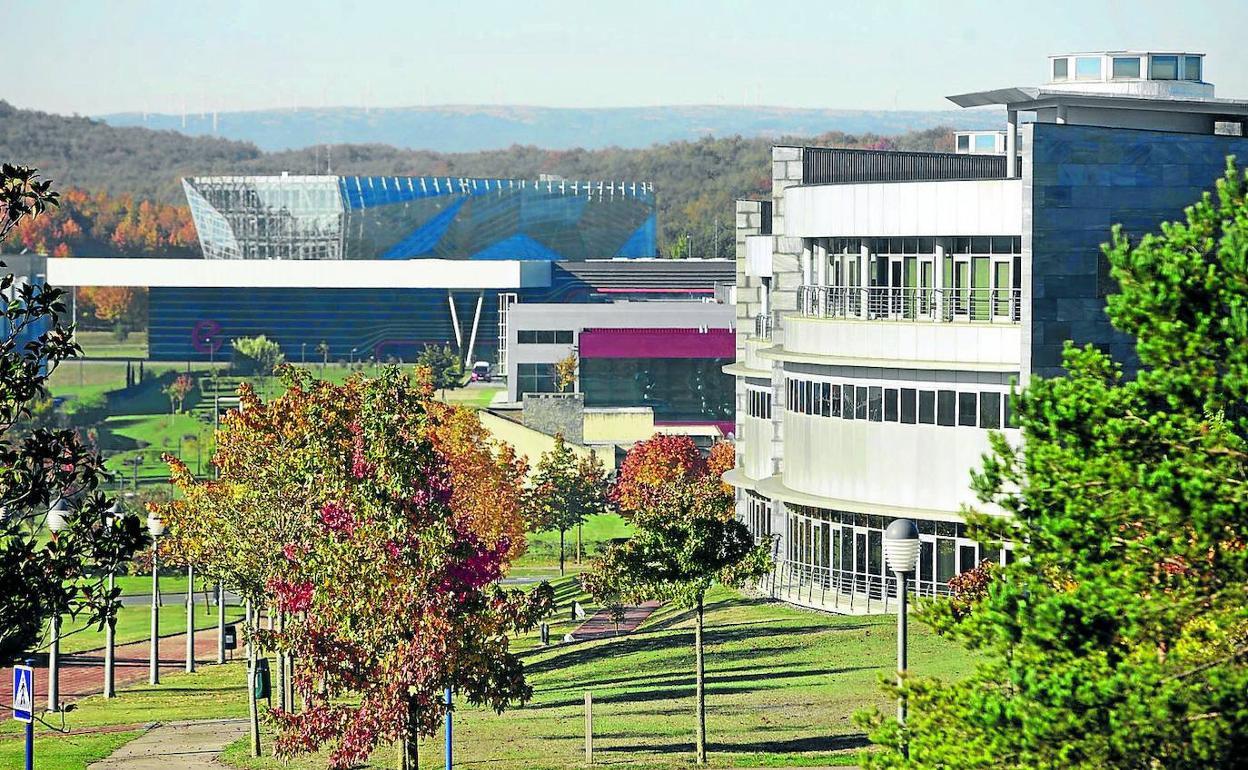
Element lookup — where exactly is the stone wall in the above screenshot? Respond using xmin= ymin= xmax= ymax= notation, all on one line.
xmin=521 ymin=392 xmax=584 ymax=445
xmin=1026 ymin=123 xmax=1248 ymax=379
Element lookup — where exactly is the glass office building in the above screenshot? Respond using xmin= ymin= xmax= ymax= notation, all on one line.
xmin=183 ymin=175 xmax=657 ymax=261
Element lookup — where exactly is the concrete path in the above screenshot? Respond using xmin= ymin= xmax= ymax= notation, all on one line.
xmin=87 ymin=719 xmax=248 ymax=770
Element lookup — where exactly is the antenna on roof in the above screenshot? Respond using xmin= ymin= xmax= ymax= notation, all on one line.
xmin=326 ymin=144 xmax=332 ymax=175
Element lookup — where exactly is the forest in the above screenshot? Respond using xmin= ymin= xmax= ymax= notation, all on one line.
xmin=0 ymin=100 xmax=954 ymax=256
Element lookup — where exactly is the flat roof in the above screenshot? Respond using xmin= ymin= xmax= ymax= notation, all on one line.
xmin=947 ymin=86 xmax=1248 ymax=119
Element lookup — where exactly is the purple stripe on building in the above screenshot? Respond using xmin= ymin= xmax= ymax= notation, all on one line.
xmin=578 ymin=327 xmax=735 ymax=359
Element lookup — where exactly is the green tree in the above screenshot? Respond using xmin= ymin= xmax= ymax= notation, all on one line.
xmin=417 ymin=342 xmax=462 ymax=398
xmin=0 ymin=164 xmax=146 ymax=662
xmin=525 ymin=434 xmax=610 ymax=575
xmin=584 ymin=437 xmax=769 ymax=764
xmin=858 ymin=161 xmax=1248 ymax=769
xmin=554 ymin=351 xmax=577 ymax=393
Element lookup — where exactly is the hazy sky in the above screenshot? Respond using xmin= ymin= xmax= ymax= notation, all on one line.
xmin=9 ymin=0 xmax=1247 ymax=115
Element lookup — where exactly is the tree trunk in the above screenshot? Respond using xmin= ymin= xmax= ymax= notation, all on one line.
xmin=577 ymin=523 xmax=582 ymax=564
xmin=695 ymin=593 xmax=707 ymax=764
xmin=276 ymin=611 xmax=288 ymax=713
xmin=246 ymin=600 xmax=261 ymax=757
xmin=399 ymin=697 xmax=420 ymax=770
xmin=559 ymin=529 xmax=566 ymax=576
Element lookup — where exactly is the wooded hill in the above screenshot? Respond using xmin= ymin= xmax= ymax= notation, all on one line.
xmin=1 ymin=100 xmax=954 ymax=256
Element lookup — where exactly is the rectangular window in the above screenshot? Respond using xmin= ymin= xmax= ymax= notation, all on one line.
xmin=868 ymin=386 xmax=883 ymax=422
xmin=806 ymin=381 xmax=816 ymax=414
xmin=973 ymin=134 xmax=997 ymax=153
xmin=900 ymin=388 xmax=917 ymax=424
xmin=1004 ymin=392 xmax=1019 ymax=428
xmin=884 ymin=388 xmax=899 ymax=422
xmin=843 ymin=385 xmax=855 ymax=420
xmin=937 ymin=538 xmax=957 ymax=586
xmin=818 ymin=382 xmax=831 ymax=417
xmin=518 ymin=330 xmax=537 ymax=344
xmin=979 ymin=391 xmax=1001 ymax=429
xmin=937 ymin=390 xmax=956 ymax=426
xmin=554 ymin=330 xmax=574 ymax=344
xmin=829 ymin=384 xmax=842 ymax=418
xmin=958 ymin=392 xmax=978 ymax=427
xmin=956 ymin=134 xmax=970 ymax=151
xmin=1052 ymin=57 xmax=1069 ymax=80
xmin=855 ymin=386 xmax=869 ymax=421
xmin=1184 ymin=55 xmax=1202 ymax=81
xmin=919 ymin=390 xmax=936 ymax=424
xmin=1075 ymin=56 xmax=1102 ymax=80
xmin=1112 ymin=56 xmax=1140 ymax=79
xmin=1151 ymin=55 xmax=1179 ymax=80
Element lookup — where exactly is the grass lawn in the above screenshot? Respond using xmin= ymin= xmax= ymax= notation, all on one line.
xmin=76 ymin=330 xmax=149 ymax=359
xmin=49 ymin=600 xmax=246 ymax=655
xmin=219 ymin=585 xmax=976 ymax=769
xmin=517 ymin=513 xmax=633 ymax=569
xmin=0 ymin=659 xmax=251 ymax=770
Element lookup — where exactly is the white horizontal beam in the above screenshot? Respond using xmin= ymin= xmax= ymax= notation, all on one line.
xmin=46 ymin=258 xmax=552 ymax=289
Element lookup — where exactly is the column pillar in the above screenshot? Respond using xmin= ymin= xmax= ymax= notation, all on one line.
xmin=800 ymin=239 xmax=813 ymax=285
xmin=1005 ymin=109 xmax=1018 ymax=179
xmin=934 ymin=239 xmax=947 ymax=320
xmin=858 ymin=242 xmax=871 ymax=319
xmin=814 ymin=239 xmax=828 ymax=286
xmin=1055 ymin=104 xmax=1068 ymax=125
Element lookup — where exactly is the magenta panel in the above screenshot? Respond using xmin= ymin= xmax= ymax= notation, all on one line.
xmin=578 ymin=327 xmax=734 ymax=359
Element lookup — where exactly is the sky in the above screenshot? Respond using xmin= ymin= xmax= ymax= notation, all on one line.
xmin=7 ymin=0 xmax=1248 ymax=116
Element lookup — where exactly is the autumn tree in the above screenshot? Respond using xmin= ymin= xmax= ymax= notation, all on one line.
xmin=554 ymin=352 xmax=577 ymax=393
xmin=857 ymin=161 xmax=1248 ymax=769
xmin=525 ymin=433 xmax=611 ymax=574
xmin=0 ymin=164 xmax=146 ymax=662
xmin=160 ymin=367 xmax=548 ymax=766
xmin=585 ymin=436 xmax=769 ymax=764
xmin=417 ymin=343 xmax=462 ymax=397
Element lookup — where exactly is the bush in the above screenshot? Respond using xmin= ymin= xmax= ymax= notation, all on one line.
xmin=230 ymin=335 xmax=285 ymax=376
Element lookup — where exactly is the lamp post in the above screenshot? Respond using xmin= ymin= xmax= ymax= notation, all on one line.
xmin=883 ymin=518 xmax=921 ymax=728
xmin=185 ymin=561 xmax=196 ymax=673
xmin=301 ymin=342 xmax=306 ymax=365
xmin=216 ymin=581 xmax=226 ymax=665
xmin=147 ymin=511 xmax=165 ymax=685
xmin=46 ymin=498 xmax=71 ymax=712
xmin=103 ymin=501 xmax=123 ymax=698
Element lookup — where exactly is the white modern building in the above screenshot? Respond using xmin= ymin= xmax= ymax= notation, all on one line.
xmin=729 ymin=51 xmax=1248 ymax=613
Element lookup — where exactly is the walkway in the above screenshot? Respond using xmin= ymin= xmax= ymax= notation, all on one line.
xmin=0 ymin=622 xmax=241 ymax=708
xmin=567 ymin=601 xmax=661 ymax=641
xmin=87 ymin=719 xmax=248 ymax=770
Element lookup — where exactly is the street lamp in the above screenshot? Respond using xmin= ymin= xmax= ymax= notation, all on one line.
xmin=186 ymin=559 xmax=196 ymax=673
xmin=147 ymin=511 xmax=165 ymax=685
xmin=883 ymin=519 xmax=921 ymax=728
xmin=46 ymin=498 xmax=70 ymax=712
xmin=103 ymin=501 xmax=123 ymax=698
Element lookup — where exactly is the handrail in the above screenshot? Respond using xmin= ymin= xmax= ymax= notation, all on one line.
xmin=798 ymin=284 xmax=1022 ymax=324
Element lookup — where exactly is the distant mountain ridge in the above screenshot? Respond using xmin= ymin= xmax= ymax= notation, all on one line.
xmin=98 ymin=104 xmax=1003 ymax=153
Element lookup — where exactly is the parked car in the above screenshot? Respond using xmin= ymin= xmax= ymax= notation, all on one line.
xmin=470 ymin=361 xmax=492 ymax=382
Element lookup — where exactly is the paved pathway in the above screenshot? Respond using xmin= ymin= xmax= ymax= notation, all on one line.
xmin=87 ymin=719 xmax=248 ymax=770
xmin=0 ymin=621 xmax=243 ymax=708
xmin=568 ymin=601 xmax=662 ymax=641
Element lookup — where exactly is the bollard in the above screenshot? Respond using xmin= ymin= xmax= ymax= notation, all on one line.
xmin=584 ymin=691 xmax=593 ymax=765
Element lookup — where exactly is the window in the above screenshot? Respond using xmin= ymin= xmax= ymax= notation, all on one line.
xmin=957 ymin=134 xmax=970 ymax=151
xmin=1112 ymin=56 xmax=1140 ymax=79
xmin=830 ymin=383 xmax=842 ymax=417
xmin=747 ymin=389 xmax=772 ymax=419
xmin=900 ymin=388 xmax=917 ymax=424
xmin=818 ymin=382 xmax=832 ymax=417
xmin=979 ymin=391 xmax=1001 ymax=429
xmin=884 ymin=388 xmax=899 ymax=422
xmin=516 ymin=363 xmax=558 ymax=396
xmin=517 ymin=329 xmax=574 ymax=344
xmin=958 ymin=392 xmax=977 ymax=427
xmin=843 ymin=385 xmax=856 ymax=420
xmin=1150 ymin=55 xmax=1179 ymax=80
xmin=973 ymin=134 xmax=997 ymax=153
xmin=1004 ymin=393 xmax=1019 ymax=428
xmin=855 ymin=386 xmax=868 ymax=420
xmin=937 ymin=390 xmax=956 ymax=426
xmin=1075 ymin=56 xmax=1102 ymax=80
xmin=868 ymin=386 xmax=883 ymax=422
xmin=1184 ymin=55 xmax=1202 ymax=82
xmin=918 ymin=390 xmax=936 ymax=424
xmin=1052 ymin=57 xmax=1069 ymax=81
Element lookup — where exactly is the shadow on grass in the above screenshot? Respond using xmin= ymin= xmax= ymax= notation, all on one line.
xmin=540 ymin=660 xmax=875 ymax=697
xmin=598 ymin=733 xmax=871 ymax=755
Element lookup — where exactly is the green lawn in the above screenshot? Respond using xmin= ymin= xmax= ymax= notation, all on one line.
xmin=518 ymin=513 xmax=633 ymax=569
xmin=76 ymin=330 xmax=149 ymax=359
xmin=48 ymin=599 xmax=245 ymax=655
xmin=220 ymin=586 xmax=976 ymax=769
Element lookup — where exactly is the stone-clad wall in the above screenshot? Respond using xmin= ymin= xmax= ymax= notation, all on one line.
xmin=1026 ymin=122 xmax=1248 ymax=379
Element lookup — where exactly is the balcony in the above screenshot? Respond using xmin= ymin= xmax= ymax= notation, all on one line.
xmin=802 ymin=147 xmax=1012 ymax=185
xmin=798 ymin=285 xmax=1021 ymax=324
xmin=753 ymin=313 xmax=773 ymax=340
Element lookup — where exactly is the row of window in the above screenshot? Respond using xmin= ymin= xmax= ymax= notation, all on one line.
xmin=824 ymin=236 xmax=1021 ymax=256
xmin=745 ymin=492 xmax=772 ymax=544
xmin=785 ymin=377 xmax=1019 ymax=430
xmin=746 ymin=389 xmax=773 ymax=419
xmin=517 ymin=329 xmax=574 ymax=345
xmin=1053 ymin=54 xmax=1200 ymax=83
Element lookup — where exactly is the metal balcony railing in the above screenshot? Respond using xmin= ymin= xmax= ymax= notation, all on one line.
xmin=759 ymin=559 xmax=953 ymax=614
xmin=798 ymin=285 xmax=1022 ymax=324
xmin=753 ymin=313 xmax=773 ymax=340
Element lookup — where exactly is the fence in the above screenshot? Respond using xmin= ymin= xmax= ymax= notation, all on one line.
xmin=797 ymin=285 xmax=1021 ymax=324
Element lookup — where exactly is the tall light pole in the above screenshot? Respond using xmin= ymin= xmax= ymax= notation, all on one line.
xmin=103 ymin=501 xmax=123 ymax=698
xmin=185 ymin=561 xmax=196 ymax=673
xmin=883 ymin=519 xmax=921 ymax=729
xmin=216 ymin=581 xmax=226 ymax=665
xmin=147 ymin=511 xmax=165 ymax=685
xmin=46 ymin=498 xmax=70 ymax=712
